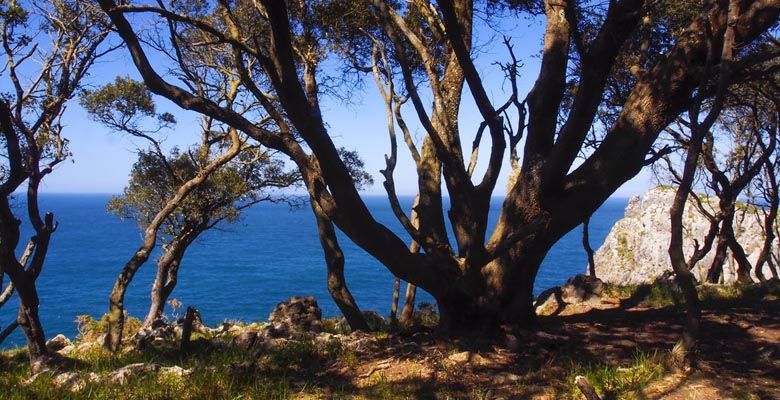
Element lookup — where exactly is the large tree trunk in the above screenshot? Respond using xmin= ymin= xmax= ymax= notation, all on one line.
xmin=435 ymin=245 xmax=545 ymax=336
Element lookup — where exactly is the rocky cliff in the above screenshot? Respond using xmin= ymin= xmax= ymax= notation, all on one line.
xmin=593 ymin=186 xmax=778 ymax=285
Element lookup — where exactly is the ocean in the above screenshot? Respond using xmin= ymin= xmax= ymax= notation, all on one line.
xmin=0 ymin=194 xmax=626 ymax=348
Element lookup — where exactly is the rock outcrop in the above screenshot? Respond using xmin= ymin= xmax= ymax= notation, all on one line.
xmin=267 ymin=296 xmax=323 ymax=334
xmin=594 ymin=186 xmax=778 ymax=285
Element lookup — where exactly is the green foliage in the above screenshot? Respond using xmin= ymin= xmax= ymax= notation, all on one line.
xmin=105 ymin=147 xmax=299 ymax=240
xmin=80 ymin=76 xmax=176 ymax=134
xmin=338 ymin=147 xmax=374 ymax=190
xmin=604 ymin=279 xmax=780 ymax=309
xmin=75 ymin=314 xmax=142 ymax=344
xmin=413 ymin=302 xmax=439 ymax=327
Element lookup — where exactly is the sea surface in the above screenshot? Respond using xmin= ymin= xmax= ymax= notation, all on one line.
xmin=0 ymin=194 xmax=626 ymax=348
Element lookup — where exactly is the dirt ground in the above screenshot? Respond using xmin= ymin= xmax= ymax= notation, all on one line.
xmin=300 ymin=300 xmax=779 ymax=399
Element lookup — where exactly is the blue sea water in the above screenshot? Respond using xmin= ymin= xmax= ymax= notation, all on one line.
xmin=0 ymin=194 xmax=626 ymax=348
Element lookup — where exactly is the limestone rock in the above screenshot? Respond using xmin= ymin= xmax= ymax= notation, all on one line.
xmin=136 ymin=320 xmax=177 ymax=349
xmin=446 ymin=351 xmax=489 ymax=366
xmin=267 ymin=296 xmax=323 ymax=334
xmin=108 ymin=363 xmax=160 ymax=385
xmin=534 ymin=287 xmax=565 ymax=316
xmin=52 ymin=371 xmax=85 ymax=393
xmin=593 ymin=186 xmax=778 ymax=285
xmin=46 ymin=334 xmax=72 ymax=352
xmin=159 ymin=366 xmax=192 ymax=378
xmin=561 ymin=274 xmax=604 ymax=305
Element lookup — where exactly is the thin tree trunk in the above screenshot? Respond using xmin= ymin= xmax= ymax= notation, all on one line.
xmin=0 ymin=321 xmax=19 ymax=346
xmin=399 ymin=196 xmax=421 ymax=329
xmin=668 ymin=0 xmax=737 ymax=370
xmin=106 ymin=130 xmax=242 ymax=352
xmin=669 ymin=162 xmax=704 ymax=372
xmin=706 ymin=233 xmax=728 ymax=283
xmin=0 ymin=196 xmax=52 ymax=369
xmin=390 ymin=277 xmax=401 ymax=327
xmin=755 ymin=157 xmax=778 ymax=281
xmin=583 ymin=216 xmax=596 ymax=277
xmin=399 ymin=282 xmax=417 ymax=329
xmin=723 ymin=221 xmax=754 ymax=284
xmin=313 ymin=205 xmax=369 ymax=331
xmin=143 ymin=231 xmax=193 ymax=328
xmin=768 ymin=255 xmax=779 ymax=279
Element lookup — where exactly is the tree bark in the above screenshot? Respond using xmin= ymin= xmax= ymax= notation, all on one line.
xmin=390 ymin=277 xmax=401 ymax=327
xmin=723 ymin=222 xmax=755 ymax=284
xmin=706 ymin=230 xmax=729 ymax=283
xmin=143 ymin=222 xmax=201 ymax=328
xmin=313 ymin=205 xmax=369 ymax=332
xmin=399 ymin=282 xmax=417 ymax=329
xmin=583 ymin=216 xmax=596 ymax=277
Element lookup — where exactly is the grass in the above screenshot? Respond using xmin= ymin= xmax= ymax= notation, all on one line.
xmin=566 ymin=349 xmax=666 ymax=400
xmin=2 ymin=282 xmax=776 ymax=399
xmin=602 ymin=278 xmax=780 ymax=309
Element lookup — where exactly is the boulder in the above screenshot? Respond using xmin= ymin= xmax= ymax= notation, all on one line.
xmin=159 ymin=366 xmax=192 ymax=379
xmin=561 ymin=274 xmax=604 ymax=305
xmin=232 ymin=331 xmax=260 ymax=350
xmin=135 ymin=320 xmax=177 ymax=349
xmin=267 ymin=296 xmax=323 ymax=334
xmin=534 ymin=287 xmax=565 ymax=316
xmin=46 ymin=334 xmax=72 ymax=352
xmin=446 ymin=351 xmax=489 ymax=366
xmin=52 ymin=371 xmax=86 ymax=393
xmin=108 ymin=363 xmax=160 ymax=385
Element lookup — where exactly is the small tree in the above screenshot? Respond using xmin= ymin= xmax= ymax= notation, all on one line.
xmin=82 ymin=77 xmax=303 ymax=348
xmin=109 ymin=147 xmax=301 ymax=327
xmin=0 ymin=0 xmax=112 ymax=370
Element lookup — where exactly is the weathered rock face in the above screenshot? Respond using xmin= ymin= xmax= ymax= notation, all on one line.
xmin=267 ymin=296 xmax=323 ymax=334
xmin=594 ymin=186 xmax=778 ymax=285
xmin=561 ymin=274 xmax=604 ymax=305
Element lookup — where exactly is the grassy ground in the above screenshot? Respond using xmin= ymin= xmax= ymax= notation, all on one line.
xmin=0 ymin=280 xmax=777 ymax=399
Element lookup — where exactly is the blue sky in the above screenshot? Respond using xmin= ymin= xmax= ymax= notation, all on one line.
xmin=30 ymin=9 xmax=651 ymax=198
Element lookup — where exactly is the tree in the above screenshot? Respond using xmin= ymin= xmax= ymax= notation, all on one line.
xmin=98 ymin=0 xmax=780 ymax=336
xmin=0 ymin=0 xmax=112 ymax=369
xmin=701 ymin=93 xmax=778 ymax=284
xmin=657 ymin=55 xmax=780 ymax=285
xmin=109 ymin=147 xmax=300 ymax=328
xmin=82 ymin=77 xmax=305 ymax=350
xmin=749 ymin=126 xmax=780 ymax=280
xmin=84 ymin=75 xmax=370 ymax=350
